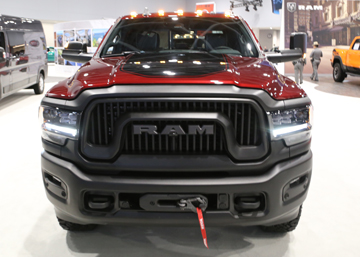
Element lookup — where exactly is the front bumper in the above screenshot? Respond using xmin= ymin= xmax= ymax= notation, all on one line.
xmin=41 ymin=150 xmax=312 ymax=227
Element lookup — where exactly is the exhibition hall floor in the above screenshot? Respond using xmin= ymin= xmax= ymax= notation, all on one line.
xmin=1 ymin=67 xmax=359 ymax=257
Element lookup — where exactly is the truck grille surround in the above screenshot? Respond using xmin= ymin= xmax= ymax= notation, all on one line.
xmin=80 ymin=98 xmax=269 ymax=161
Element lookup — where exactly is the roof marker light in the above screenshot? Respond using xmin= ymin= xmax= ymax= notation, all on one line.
xmin=225 ymin=10 xmax=232 ymax=17
xmin=130 ymin=12 xmax=137 ymax=18
xmin=158 ymin=10 xmax=165 ymax=16
xmin=177 ymin=10 xmax=184 ymax=16
xmin=196 ymin=10 xmax=203 ymax=16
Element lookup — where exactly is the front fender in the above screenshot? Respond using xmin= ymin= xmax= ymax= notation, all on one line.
xmin=332 ymin=56 xmax=346 ymax=72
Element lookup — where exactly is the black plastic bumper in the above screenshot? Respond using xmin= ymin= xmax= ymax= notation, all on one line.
xmin=41 ymin=150 xmax=312 ymax=227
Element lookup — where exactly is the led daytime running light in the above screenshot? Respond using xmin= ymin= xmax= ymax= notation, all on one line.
xmin=44 ymin=123 xmax=77 ymax=137
xmin=273 ymin=124 xmax=309 ymax=137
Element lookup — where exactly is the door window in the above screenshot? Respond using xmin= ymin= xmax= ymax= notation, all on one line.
xmin=7 ymin=31 xmax=25 ymax=56
xmin=352 ymin=39 xmax=360 ymax=50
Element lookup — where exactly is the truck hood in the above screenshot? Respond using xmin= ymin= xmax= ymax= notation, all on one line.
xmin=46 ymin=52 xmax=306 ymax=100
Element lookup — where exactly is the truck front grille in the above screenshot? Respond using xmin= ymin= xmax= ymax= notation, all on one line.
xmin=82 ymin=99 xmax=264 ymax=157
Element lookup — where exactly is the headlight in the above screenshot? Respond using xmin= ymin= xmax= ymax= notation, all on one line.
xmin=269 ymin=105 xmax=313 ymax=146
xmin=39 ymin=105 xmax=81 ymax=145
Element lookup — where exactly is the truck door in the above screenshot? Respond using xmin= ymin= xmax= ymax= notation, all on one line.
xmin=0 ymin=32 xmax=10 ymax=100
xmin=346 ymin=39 xmax=360 ymax=73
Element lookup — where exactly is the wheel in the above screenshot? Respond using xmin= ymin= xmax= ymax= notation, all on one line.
xmin=57 ymin=218 xmax=97 ymax=231
xmin=333 ymin=63 xmax=345 ymax=82
xmin=261 ymin=206 xmax=302 ymax=233
xmin=33 ymin=73 xmax=45 ymax=94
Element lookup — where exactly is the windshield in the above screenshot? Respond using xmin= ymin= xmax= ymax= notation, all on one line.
xmin=100 ymin=17 xmax=258 ymax=57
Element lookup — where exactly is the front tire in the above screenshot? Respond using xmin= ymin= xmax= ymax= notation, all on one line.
xmin=33 ymin=73 xmax=45 ymax=94
xmin=333 ymin=63 xmax=345 ymax=82
xmin=261 ymin=206 xmax=302 ymax=233
xmin=57 ymin=218 xmax=97 ymax=231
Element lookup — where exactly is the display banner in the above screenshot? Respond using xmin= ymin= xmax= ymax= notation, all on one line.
xmin=196 ymin=2 xmax=216 ymax=13
xmin=284 ymin=0 xmax=360 ymax=74
xmin=272 ymin=0 xmax=283 ymax=14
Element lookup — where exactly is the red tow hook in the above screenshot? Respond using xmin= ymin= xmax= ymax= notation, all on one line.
xmin=178 ymin=197 xmax=209 ymax=248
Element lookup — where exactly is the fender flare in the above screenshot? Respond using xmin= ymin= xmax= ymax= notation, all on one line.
xmin=332 ymin=56 xmax=346 ymax=72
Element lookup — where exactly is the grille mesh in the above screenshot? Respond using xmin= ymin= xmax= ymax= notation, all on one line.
xmin=85 ymin=100 xmax=262 ymax=154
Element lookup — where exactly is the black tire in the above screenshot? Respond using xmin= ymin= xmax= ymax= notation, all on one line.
xmin=33 ymin=72 xmax=45 ymax=94
xmin=57 ymin=218 xmax=97 ymax=231
xmin=261 ymin=206 xmax=302 ymax=233
xmin=333 ymin=63 xmax=345 ymax=82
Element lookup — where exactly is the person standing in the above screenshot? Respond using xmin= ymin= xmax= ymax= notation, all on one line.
xmin=293 ymin=57 xmax=306 ymax=84
xmin=310 ymin=41 xmax=322 ymax=81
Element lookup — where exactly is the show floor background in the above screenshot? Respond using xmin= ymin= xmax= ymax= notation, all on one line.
xmin=0 ymin=65 xmax=359 ymax=257
xmin=284 ymin=46 xmax=348 ymax=74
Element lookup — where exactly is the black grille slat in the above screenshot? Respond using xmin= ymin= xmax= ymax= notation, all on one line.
xmin=86 ymin=100 xmax=262 ymax=155
xmin=91 ymin=113 xmax=96 ymax=144
xmin=247 ymin=106 xmax=251 ymax=145
xmin=254 ymin=112 xmax=257 ymax=145
xmin=103 ymin=103 xmax=108 ymax=145
xmin=110 ymin=103 xmax=114 ymax=143
xmin=131 ymin=125 xmax=135 ymax=151
xmin=241 ymin=104 xmax=244 ymax=145
xmin=97 ymin=105 xmax=102 ymax=145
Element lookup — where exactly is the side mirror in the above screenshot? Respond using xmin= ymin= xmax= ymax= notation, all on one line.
xmin=61 ymin=42 xmax=93 ymax=63
xmin=266 ymin=32 xmax=307 ymax=63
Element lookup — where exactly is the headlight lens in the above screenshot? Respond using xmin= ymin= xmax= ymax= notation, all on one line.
xmin=39 ymin=106 xmax=81 ymax=145
xmin=270 ymin=105 xmax=313 ymax=145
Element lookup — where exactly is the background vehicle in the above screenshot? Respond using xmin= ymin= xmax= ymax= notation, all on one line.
xmin=47 ymin=47 xmax=55 ymax=62
xmin=40 ymin=12 xmax=311 ymax=235
xmin=0 ymin=15 xmax=47 ymax=100
xmin=331 ymin=36 xmax=360 ymax=82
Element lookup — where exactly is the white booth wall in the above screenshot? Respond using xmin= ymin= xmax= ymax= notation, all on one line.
xmin=1 ymin=0 xmax=187 ymax=21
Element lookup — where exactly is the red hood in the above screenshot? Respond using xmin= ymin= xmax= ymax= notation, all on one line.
xmin=46 ymin=53 xmax=306 ymax=100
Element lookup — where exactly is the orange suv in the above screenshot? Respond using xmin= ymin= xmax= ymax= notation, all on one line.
xmin=331 ymin=36 xmax=360 ymax=82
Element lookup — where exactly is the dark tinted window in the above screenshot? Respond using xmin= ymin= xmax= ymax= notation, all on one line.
xmin=101 ymin=17 xmax=258 ymax=57
xmin=0 ymin=32 xmax=5 ymax=63
xmin=7 ymin=31 xmax=25 ymax=56
xmin=0 ymin=32 xmax=5 ymax=49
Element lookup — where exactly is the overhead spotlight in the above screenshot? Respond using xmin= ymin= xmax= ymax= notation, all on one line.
xmin=253 ymin=5 xmax=257 ymax=11
xmin=245 ymin=5 xmax=249 ymax=12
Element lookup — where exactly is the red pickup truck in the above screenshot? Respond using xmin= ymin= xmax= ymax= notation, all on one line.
xmin=39 ymin=11 xmax=312 ymax=237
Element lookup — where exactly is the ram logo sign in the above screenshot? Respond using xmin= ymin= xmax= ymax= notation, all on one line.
xmin=299 ymin=5 xmax=323 ymax=11
xmin=133 ymin=125 xmax=214 ymax=136
xmin=287 ymin=3 xmax=323 ymax=12
xmin=287 ymin=2 xmax=296 ymax=13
